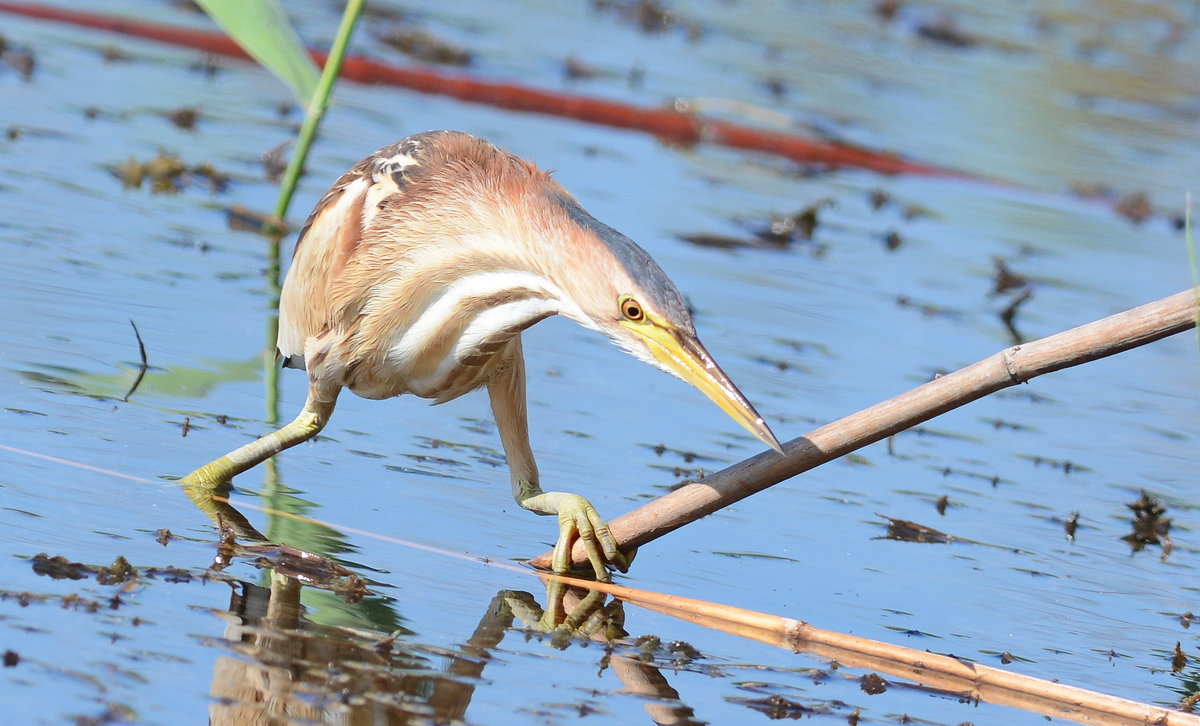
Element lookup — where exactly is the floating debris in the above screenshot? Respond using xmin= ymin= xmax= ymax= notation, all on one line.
xmin=668 ymin=639 xmax=702 ymax=664
xmin=916 ymin=17 xmax=979 ymax=49
xmin=895 ymin=295 xmax=960 ymax=319
xmin=112 ymin=149 xmax=228 ymax=194
xmin=991 ymin=257 xmax=1028 ymax=295
xmin=261 ymin=141 xmax=289 ymax=182
xmin=165 ymin=106 xmax=200 ymax=129
xmin=564 ymin=55 xmax=600 ymax=80
xmin=754 ymin=354 xmax=794 ymax=372
xmin=227 ymin=204 xmax=285 ymax=236
xmin=933 ymin=465 xmax=1007 ymax=488
xmin=679 ymin=200 xmax=833 ymax=252
xmin=189 ymin=161 xmax=229 ymax=193
xmin=639 ymin=442 xmax=720 ymax=464
xmin=1064 ymin=512 xmax=1079 ymax=541
xmin=1173 ymin=642 xmax=1187 ymax=673
xmin=877 ymin=513 xmax=955 ymax=543
xmin=881 ymin=229 xmax=902 ymax=250
xmin=190 ymin=53 xmax=221 ymax=77
xmin=731 ymin=694 xmax=820 ymax=719
xmin=860 ymin=672 xmax=889 ymax=694
xmin=633 ymin=634 xmax=661 ymax=661
xmin=236 ymin=542 xmax=368 ymax=603
xmin=1114 ymin=190 xmax=1153 ymax=225
xmin=1 ymin=38 xmax=36 ymax=79
xmin=901 ymin=202 xmax=935 ymax=220
xmin=761 ymin=75 xmax=787 ymax=100
xmin=628 ymin=634 xmax=704 ymax=666
xmin=144 ymin=565 xmax=194 ymax=584
xmin=752 ymin=200 xmax=832 ymax=246
xmin=1071 ymin=184 xmax=1169 ymax=226
xmin=95 ymin=555 xmax=137 ymax=586
xmin=592 ymin=0 xmax=703 ymax=40
xmin=874 ymin=0 xmax=900 ymax=23
xmin=1016 ymin=453 xmax=1087 ymax=474
xmin=31 ymin=553 xmax=139 ymax=588
xmin=869 ymin=188 xmax=892 ymax=209
xmin=677 ymin=232 xmax=785 ymax=251
xmin=56 ymin=593 xmax=106 ymax=613
xmin=376 ymin=27 xmax=472 ymax=66
xmin=31 ymin=553 xmax=90 ymax=580
xmin=101 ymin=44 xmax=130 ymax=62
xmin=651 ymin=463 xmax=706 ymax=481
xmin=1122 ymin=491 xmax=1171 ymax=554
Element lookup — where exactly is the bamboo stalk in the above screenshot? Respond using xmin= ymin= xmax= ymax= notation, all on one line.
xmin=540 ymin=573 xmax=1200 ymax=726
xmin=530 ymin=288 xmax=1198 ymax=570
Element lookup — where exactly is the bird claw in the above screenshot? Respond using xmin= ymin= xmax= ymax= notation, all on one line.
xmin=547 ymin=493 xmax=632 ymax=581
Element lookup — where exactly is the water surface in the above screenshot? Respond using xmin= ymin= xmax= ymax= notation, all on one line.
xmin=1 ymin=1 xmax=1197 ymax=724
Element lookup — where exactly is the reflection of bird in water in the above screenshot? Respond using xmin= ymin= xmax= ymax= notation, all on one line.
xmin=209 ymin=579 xmax=700 ymax=725
xmin=179 ymin=130 xmax=780 ymax=579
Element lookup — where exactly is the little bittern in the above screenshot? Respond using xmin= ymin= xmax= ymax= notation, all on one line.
xmin=180 ymin=130 xmax=780 ymax=579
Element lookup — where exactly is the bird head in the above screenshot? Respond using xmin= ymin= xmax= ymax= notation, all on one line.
xmin=530 ymin=186 xmax=783 ymax=455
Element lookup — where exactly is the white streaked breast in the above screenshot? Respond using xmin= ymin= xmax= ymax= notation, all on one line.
xmin=454 ymin=297 xmax=560 ymax=360
xmin=386 ymin=269 xmax=564 ymax=397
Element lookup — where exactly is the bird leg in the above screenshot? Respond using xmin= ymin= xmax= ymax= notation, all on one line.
xmin=178 ymin=387 xmax=338 ymax=491
xmin=486 ymin=340 xmax=629 ymax=581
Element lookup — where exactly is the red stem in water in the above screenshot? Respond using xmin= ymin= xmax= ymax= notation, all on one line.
xmin=0 ymin=1 xmax=972 ymax=178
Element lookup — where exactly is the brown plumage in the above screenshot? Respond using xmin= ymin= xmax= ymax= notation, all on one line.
xmin=181 ymin=130 xmax=780 ymax=580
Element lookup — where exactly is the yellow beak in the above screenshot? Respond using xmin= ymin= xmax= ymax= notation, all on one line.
xmin=629 ymin=322 xmax=783 ymax=454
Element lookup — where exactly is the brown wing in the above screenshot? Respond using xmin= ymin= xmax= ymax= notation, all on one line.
xmin=276 ymin=138 xmax=423 ymax=367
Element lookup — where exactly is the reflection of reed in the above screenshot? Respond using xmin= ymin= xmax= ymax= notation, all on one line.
xmin=209 ymin=575 xmax=450 ymax=725
xmin=263 ymin=231 xmax=283 ymax=429
xmin=579 ymin=575 xmax=1197 ymax=726
xmin=184 ymin=483 xmax=266 ymax=542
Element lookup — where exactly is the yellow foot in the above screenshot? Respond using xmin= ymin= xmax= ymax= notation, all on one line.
xmin=547 ymin=493 xmax=634 ymax=581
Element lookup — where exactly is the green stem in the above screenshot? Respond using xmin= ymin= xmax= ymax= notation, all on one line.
xmin=271 ymin=0 xmax=365 ymax=225
xmin=259 ymin=1 xmax=362 ymax=534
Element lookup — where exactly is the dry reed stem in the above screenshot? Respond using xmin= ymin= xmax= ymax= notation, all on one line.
xmin=531 ymin=287 xmax=1198 ymax=568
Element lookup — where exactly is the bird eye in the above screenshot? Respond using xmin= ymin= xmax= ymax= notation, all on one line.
xmin=620 ymin=296 xmax=644 ymax=322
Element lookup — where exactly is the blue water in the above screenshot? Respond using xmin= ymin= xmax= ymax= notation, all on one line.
xmin=1 ymin=1 xmax=1197 ymax=724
